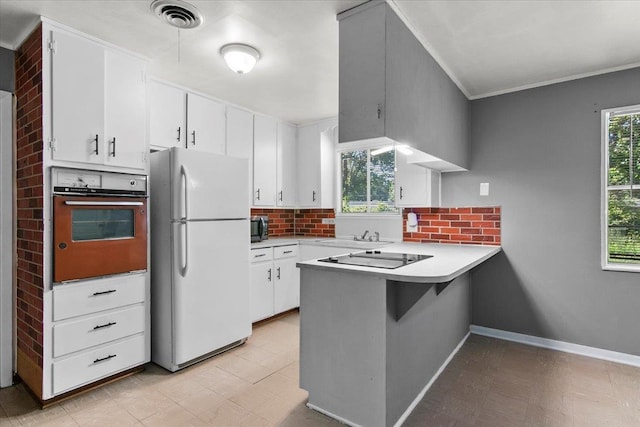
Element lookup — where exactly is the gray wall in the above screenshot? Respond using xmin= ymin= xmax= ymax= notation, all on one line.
xmin=442 ymin=67 xmax=640 ymax=356
xmin=0 ymin=48 xmax=14 ymax=93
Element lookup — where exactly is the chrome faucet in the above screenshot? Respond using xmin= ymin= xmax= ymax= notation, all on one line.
xmin=361 ymin=230 xmax=369 ymax=240
xmin=373 ymin=231 xmax=380 ymax=242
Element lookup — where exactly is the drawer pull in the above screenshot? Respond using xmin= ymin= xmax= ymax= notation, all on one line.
xmin=283 ymin=250 xmax=293 ymax=254
xmin=254 ymin=253 xmax=266 ymax=258
xmin=93 ymin=321 xmax=116 ymax=330
xmin=93 ymin=354 xmax=117 ymax=364
xmin=92 ymin=289 xmax=116 ymax=296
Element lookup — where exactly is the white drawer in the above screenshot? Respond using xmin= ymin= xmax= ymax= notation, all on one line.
xmin=53 ymin=305 xmax=146 ymax=358
xmin=52 ymin=334 xmax=146 ymax=395
xmin=274 ymin=245 xmax=298 ymax=259
xmin=251 ymin=247 xmax=273 ymax=263
xmin=53 ymin=274 xmax=145 ymax=321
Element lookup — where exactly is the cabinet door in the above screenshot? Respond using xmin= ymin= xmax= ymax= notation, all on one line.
xmin=226 ymin=107 xmax=254 ymax=207
xmin=149 ymin=81 xmax=185 ymax=149
xmin=253 ymin=115 xmax=277 ymax=206
xmin=395 ymin=150 xmax=429 ymax=207
xmin=186 ymin=93 xmax=226 ymax=154
xmin=277 ymin=122 xmax=296 ymax=207
xmin=50 ymin=29 xmax=104 ymax=164
xmin=250 ymin=262 xmax=274 ymax=322
xmin=338 ymin=2 xmax=386 ymax=143
xmin=296 ymin=123 xmax=320 ymax=207
xmin=274 ymin=257 xmax=299 ymax=313
xmin=104 ymin=51 xmax=147 ymax=170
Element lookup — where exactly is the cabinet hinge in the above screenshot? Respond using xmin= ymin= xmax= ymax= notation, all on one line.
xmin=48 ymin=138 xmax=56 ymax=151
xmin=47 ymin=39 xmax=56 ymax=54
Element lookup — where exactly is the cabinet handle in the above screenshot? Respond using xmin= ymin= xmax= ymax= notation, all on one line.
xmin=377 ymin=104 xmax=382 ymax=120
xmin=312 ymin=190 xmax=316 ymax=202
xmin=92 ymin=289 xmax=116 ymax=296
xmin=110 ymin=137 xmax=116 ymax=157
xmin=400 ymin=186 xmax=403 ymax=200
xmin=93 ymin=134 xmax=99 ymax=155
xmin=93 ymin=321 xmax=116 ymax=330
xmin=283 ymin=250 xmax=293 ymax=254
xmin=177 ymin=126 xmax=181 ymax=142
xmin=267 ymin=268 xmax=272 ymax=282
xmin=279 ymin=191 xmax=283 ymax=202
xmin=254 ymin=253 xmax=266 ymax=258
xmin=93 ymin=354 xmax=117 ymax=364
xmin=191 ymin=130 xmax=196 ymax=145
xmin=256 ymin=188 xmax=261 ymax=201
xmin=276 ymin=267 xmax=281 ymax=280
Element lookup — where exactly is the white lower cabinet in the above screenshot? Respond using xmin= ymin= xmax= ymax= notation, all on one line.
xmin=48 ymin=273 xmax=149 ymax=397
xmin=250 ymin=244 xmax=299 ymax=323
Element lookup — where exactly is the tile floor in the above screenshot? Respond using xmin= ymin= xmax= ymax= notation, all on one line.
xmin=0 ymin=311 xmax=639 ymax=426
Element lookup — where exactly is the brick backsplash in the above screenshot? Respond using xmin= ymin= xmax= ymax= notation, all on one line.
xmin=15 ymin=24 xmax=44 ymax=369
xmin=295 ymin=209 xmax=335 ymax=237
xmin=251 ymin=208 xmax=295 ymax=236
xmin=250 ymin=208 xmax=336 ymax=238
xmin=402 ymin=207 xmax=501 ymax=246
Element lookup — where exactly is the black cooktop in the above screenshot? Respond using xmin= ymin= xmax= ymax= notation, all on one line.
xmin=318 ymin=251 xmax=433 ymax=269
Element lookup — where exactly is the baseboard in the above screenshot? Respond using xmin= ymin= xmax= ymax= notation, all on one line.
xmin=393 ymin=331 xmax=471 ymax=427
xmin=470 ymin=325 xmax=640 ymax=368
xmin=306 ymin=402 xmax=363 ymax=427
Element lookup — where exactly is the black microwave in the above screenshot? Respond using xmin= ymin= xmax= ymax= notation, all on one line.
xmin=250 ymin=216 xmax=269 ymax=242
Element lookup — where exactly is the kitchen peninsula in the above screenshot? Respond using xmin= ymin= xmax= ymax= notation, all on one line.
xmin=297 ymin=242 xmax=500 ymax=427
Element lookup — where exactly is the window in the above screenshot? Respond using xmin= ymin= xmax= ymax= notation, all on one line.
xmin=602 ymin=106 xmax=640 ymax=270
xmin=340 ymin=148 xmax=397 ymax=213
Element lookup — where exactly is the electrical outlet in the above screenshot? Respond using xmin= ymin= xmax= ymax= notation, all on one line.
xmin=322 ymin=218 xmax=335 ymax=225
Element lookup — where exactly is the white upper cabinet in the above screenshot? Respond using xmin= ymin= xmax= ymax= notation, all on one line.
xmin=226 ymin=106 xmax=254 ymax=206
xmin=253 ymin=115 xmax=277 ymax=206
xmin=50 ymin=29 xmax=105 ymax=166
xmin=276 ymin=122 xmax=296 ymax=207
xmin=395 ymin=150 xmax=440 ymax=207
xmin=186 ymin=93 xmax=226 ymax=154
xmin=297 ymin=120 xmax=336 ymax=208
xmin=104 ymin=50 xmax=147 ymax=169
xmin=49 ymin=29 xmax=147 ymax=171
xmin=149 ymin=81 xmax=185 ymax=150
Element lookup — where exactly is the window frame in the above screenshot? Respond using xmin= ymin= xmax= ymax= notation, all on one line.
xmin=601 ymin=104 xmax=640 ymax=272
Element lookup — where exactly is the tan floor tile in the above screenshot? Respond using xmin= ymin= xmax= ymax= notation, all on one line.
xmin=69 ymin=399 xmax=141 ymax=426
xmin=215 ymin=353 xmax=276 ymax=384
xmin=141 ymin=403 xmax=208 ymax=426
xmin=11 ymin=403 xmax=67 ymax=426
xmin=175 ymin=390 xmax=226 ymax=417
xmin=229 ymin=384 xmax=278 ymax=412
xmin=278 ymin=362 xmax=300 ymax=382
xmin=190 ymin=399 xmax=250 ymax=426
xmin=238 ymin=411 xmax=274 ymax=427
xmin=154 ymin=374 xmax=210 ymax=403
xmin=113 ymin=388 xmax=181 ymax=421
xmin=59 ymin=387 xmax=113 ymax=415
xmin=277 ymin=403 xmax=342 ymax=427
xmin=524 ymin=403 xmax=573 ymax=427
xmin=192 ymin=365 xmax=252 ymax=397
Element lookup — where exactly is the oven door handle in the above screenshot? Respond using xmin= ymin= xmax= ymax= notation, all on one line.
xmin=64 ymin=201 xmax=144 ymax=206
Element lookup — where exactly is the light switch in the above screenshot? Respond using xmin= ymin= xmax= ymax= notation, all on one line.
xmin=480 ymin=182 xmax=489 ymax=196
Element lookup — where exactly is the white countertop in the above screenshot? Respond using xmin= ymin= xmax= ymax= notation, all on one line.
xmin=296 ymin=242 xmax=501 ymax=283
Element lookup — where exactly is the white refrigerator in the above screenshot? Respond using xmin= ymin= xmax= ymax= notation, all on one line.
xmin=150 ymin=147 xmax=251 ymax=372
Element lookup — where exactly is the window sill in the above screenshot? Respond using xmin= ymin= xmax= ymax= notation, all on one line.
xmin=336 ymin=212 xmax=401 ymax=219
xmin=602 ymin=263 xmax=640 ymax=273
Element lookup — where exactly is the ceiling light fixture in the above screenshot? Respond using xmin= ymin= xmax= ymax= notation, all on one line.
xmin=220 ymin=44 xmax=260 ymax=74
xmin=371 ymin=144 xmax=413 ymax=156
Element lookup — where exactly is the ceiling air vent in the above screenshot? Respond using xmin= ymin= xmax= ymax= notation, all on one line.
xmin=151 ymin=0 xmax=204 ymax=29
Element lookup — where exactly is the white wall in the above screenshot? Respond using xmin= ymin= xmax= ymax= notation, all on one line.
xmin=335 ymin=214 xmax=403 ymax=241
xmin=0 ymin=91 xmax=13 ymax=387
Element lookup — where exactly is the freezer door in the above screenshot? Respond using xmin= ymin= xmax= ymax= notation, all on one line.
xmin=172 ymin=219 xmax=251 ymax=366
xmin=170 ymin=147 xmax=249 ymax=220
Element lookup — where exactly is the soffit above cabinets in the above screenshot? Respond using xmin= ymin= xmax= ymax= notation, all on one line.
xmin=2 ymin=1 xmax=640 ymax=123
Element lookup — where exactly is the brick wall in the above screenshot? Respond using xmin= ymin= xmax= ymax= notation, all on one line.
xmin=295 ymin=209 xmax=335 ymax=237
xmin=249 ymin=208 xmax=336 ymax=238
xmin=250 ymin=208 xmax=295 ymax=237
xmin=15 ymin=25 xmax=44 ymax=369
xmin=402 ymin=207 xmax=501 ymax=246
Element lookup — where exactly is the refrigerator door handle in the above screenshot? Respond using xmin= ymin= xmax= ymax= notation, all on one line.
xmin=179 ymin=221 xmax=189 ymax=277
xmin=180 ymin=165 xmax=190 ymax=220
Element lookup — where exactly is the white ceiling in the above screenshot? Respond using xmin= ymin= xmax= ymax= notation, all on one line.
xmin=2 ymin=0 xmax=640 ymax=124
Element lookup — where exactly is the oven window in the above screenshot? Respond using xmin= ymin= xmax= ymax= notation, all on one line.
xmin=71 ymin=209 xmax=135 ymax=241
